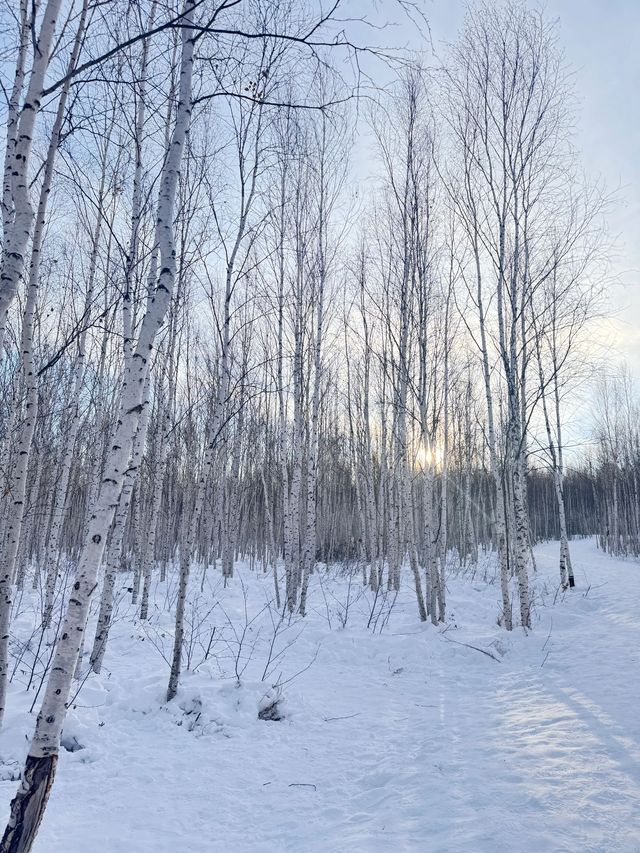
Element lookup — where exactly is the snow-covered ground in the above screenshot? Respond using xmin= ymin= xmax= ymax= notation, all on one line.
xmin=1 ymin=538 xmax=639 ymax=852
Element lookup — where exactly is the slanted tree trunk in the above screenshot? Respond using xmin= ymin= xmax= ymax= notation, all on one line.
xmin=0 ymin=0 xmax=88 ymax=723
xmin=0 ymin=0 xmax=64 ymax=356
xmin=1 ymin=0 xmax=29 ymax=243
xmin=0 ymin=6 xmax=195 ymax=846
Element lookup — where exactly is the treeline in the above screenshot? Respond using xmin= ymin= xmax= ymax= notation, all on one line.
xmin=8 ymin=376 xmax=637 ymax=594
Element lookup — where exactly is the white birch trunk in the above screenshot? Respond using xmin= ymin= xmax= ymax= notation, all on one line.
xmin=89 ymin=374 xmax=151 ymax=672
xmin=0 ymin=3 xmax=89 ymax=721
xmin=474 ymin=243 xmax=512 ymax=630
xmin=0 ymin=0 xmax=64 ymax=356
xmin=1 ymin=0 xmax=29 ymax=242
xmin=1 ymin=7 xmax=195 ymax=845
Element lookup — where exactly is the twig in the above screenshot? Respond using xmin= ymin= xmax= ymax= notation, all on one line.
xmin=442 ymin=635 xmax=501 ymax=662
xmin=323 ymin=712 xmax=361 ymax=722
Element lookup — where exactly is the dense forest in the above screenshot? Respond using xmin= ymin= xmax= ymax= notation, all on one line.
xmin=0 ymin=1 xmax=638 ymax=850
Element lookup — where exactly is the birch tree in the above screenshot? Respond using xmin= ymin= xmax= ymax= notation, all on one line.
xmin=1 ymin=2 xmax=196 ymax=846
xmin=0 ymin=0 xmax=65 ymax=357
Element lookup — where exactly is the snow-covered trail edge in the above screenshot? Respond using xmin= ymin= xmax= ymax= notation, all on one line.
xmin=1 ymin=538 xmax=639 ymax=852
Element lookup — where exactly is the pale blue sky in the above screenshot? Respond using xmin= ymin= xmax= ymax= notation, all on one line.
xmin=349 ymin=0 xmax=640 ymax=369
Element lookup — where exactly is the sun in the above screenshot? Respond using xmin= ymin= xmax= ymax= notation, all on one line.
xmin=414 ymin=442 xmax=444 ymax=471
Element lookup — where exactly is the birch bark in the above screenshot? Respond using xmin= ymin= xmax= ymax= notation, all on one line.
xmin=1 ymin=0 xmax=29 ymax=243
xmin=1 ymin=5 xmax=195 ymax=845
xmin=0 ymin=0 xmax=64 ymax=356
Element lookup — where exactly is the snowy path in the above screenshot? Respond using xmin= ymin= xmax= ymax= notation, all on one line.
xmin=2 ymin=539 xmax=639 ymax=851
